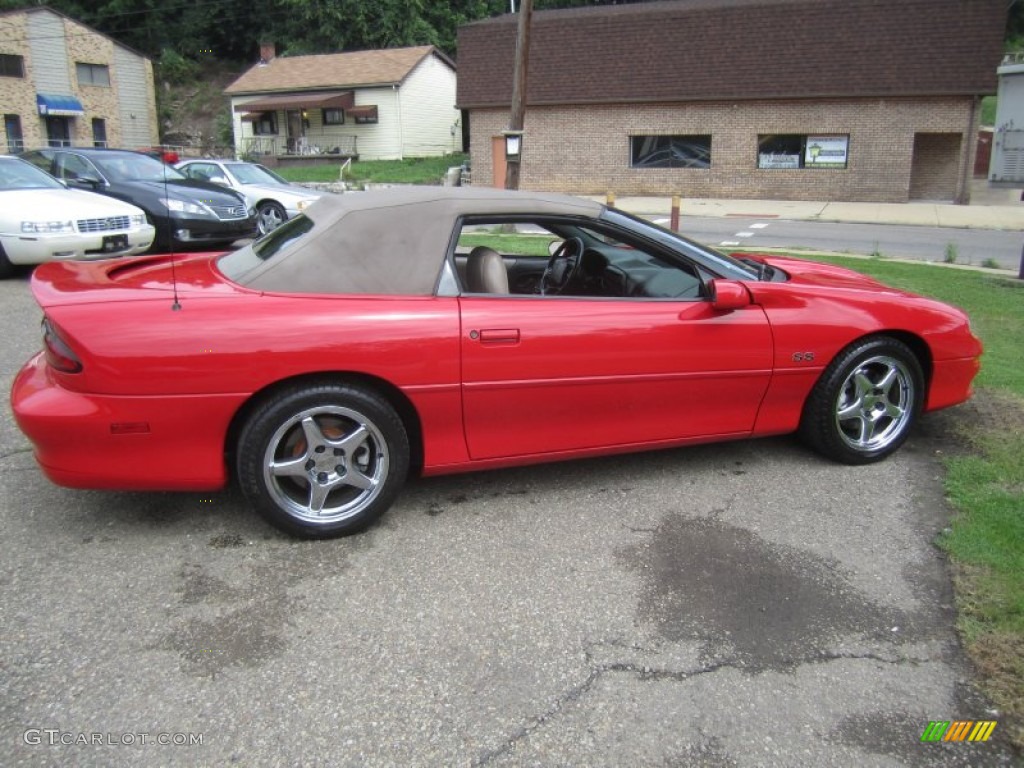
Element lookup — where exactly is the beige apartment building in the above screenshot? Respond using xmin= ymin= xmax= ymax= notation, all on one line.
xmin=0 ymin=6 xmax=158 ymax=153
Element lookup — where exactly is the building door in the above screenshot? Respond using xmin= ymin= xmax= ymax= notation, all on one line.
xmin=4 ymin=114 xmax=22 ymax=153
xmin=286 ymin=109 xmax=304 ymax=154
xmin=491 ymin=135 xmax=507 ymax=188
xmin=46 ymin=116 xmax=71 ymax=147
xmin=909 ymin=133 xmax=962 ymax=201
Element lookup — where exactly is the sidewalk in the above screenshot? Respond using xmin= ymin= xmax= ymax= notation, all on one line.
xmin=583 ymin=180 xmax=1024 ymax=231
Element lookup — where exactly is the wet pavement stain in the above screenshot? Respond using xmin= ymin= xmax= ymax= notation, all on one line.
xmin=623 ymin=515 xmax=914 ymax=671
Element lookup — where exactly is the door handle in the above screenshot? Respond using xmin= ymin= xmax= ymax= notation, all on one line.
xmin=475 ymin=328 xmax=520 ymax=344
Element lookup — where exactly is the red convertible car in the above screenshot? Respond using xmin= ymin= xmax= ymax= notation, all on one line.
xmin=11 ymin=188 xmax=981 ymax=538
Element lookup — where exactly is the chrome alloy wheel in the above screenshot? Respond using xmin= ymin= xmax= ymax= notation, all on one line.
xmin=262 ymin=405 xmax=389 ymax=524
xmin=834 ymin=355 xmax=915 ymax=453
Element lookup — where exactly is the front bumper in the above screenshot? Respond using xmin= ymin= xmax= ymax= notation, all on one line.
xmin=1 ymin=225 xmax=156 ymax=266
xmin=169 ymin=213 xmax=258 ymax=245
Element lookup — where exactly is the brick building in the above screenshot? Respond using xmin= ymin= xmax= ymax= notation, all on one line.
xmin=457 ymin=0 xmax=1006 ymax=202
xmin=0 ymin=6 xmax=158 ymax=153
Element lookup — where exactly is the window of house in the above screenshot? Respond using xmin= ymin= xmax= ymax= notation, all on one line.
xmin=757 ymin=134 xmax=849 ymax=169
xmin=0 ymin=54 xmax=24 ymax=78
xmin=630 ymin=135 xmax=711 ymax=169
xmin=354 ymin=114 xmax=377 ymax=125
xmin=322 ymin=108 xmax=345 ymax=126
xmin=253 ymin=112 xmax=277 ymax=135
xmin=76 ymin=63 xmax=111 ymax=87
xmin=4 ymin=114 xmax=23 ymax=152
xmin=92 ymin=118 xmax=107 ymax=148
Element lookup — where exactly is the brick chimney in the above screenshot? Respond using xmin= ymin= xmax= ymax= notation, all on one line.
xmin=259 ymin=42 xmax=276 ymax=64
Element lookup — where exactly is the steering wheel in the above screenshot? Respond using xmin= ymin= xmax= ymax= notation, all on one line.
xmin=540 ymin=237 xmax=584 ymax=296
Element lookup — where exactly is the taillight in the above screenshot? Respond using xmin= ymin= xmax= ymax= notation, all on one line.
xmin=42 ymin=318 xmax=82 ymax=373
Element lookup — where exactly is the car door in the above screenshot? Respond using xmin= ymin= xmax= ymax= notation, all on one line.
xmin=457 ymin=221 xmax=774 ymax=461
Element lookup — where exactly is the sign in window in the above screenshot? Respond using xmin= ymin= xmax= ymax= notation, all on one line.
xmin=758 ymin=134 xmax=848 ymax=169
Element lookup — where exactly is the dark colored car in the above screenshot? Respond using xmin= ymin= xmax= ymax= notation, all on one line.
xmin=20 ymin=148 xmax=257 ymax=251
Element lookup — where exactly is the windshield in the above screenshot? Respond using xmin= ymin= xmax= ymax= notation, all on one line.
xmin=601 ymin=208 xmax=761 ymax=280
xmin=227 ymin=163 xmax=288 ymax=185
xmin=90 ymin=152 xmax=187 ymax=182
xmin=0 ymin=159 xmax=64 ymax=190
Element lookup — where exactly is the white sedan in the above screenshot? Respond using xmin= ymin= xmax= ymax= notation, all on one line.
xmin=0 ymin=155 xmax=154 ymax=278
xmin=176 ymin=159 xmax=323 ymax=236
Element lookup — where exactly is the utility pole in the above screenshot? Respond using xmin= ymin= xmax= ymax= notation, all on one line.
xmin=504 ymin=0 xmax=533 ymax=190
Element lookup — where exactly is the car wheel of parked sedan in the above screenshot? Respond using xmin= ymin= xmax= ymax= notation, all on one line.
xmin=237 ymin=382 xmax=410 ymax=538
xmin=800 ymin=336 xmax=923 ymax=465
xmin=257 ymin=201 xmax=287 ymax=235
xmin=0 ymin=244 xmax=14 ymax=279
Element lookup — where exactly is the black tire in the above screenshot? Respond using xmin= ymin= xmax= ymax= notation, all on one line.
xmin=799 ymin=336 xmax=924 ymax=465
xmin=236 ymin=382 xmax=410 ymax=538
xmin=256 ymin=201 xmax=287 ymax=236
xmin=0 ymin=244 xmax=14 ymax=279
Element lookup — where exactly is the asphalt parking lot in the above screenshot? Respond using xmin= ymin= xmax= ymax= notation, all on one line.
xmin=0 ymin=273 xmax=1016 ymax=767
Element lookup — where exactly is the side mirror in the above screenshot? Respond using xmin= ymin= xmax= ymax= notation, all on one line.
xmin=710 ymin=279 xmax=751 ymax=311
xmin=209 ymin=175 xmax=228 ymax=185
xmin=66 ymin=176 xmax=102 ymax=189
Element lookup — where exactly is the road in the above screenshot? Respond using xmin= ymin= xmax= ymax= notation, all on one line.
xmin=660 ymin=215 xmax=1024 ymax=271
xmin=0 ymin=273 xmax=1016 ymax=766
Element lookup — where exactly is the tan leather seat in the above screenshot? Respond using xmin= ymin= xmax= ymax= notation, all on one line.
xmin=465 ymin=246 xmax=509 ymax=294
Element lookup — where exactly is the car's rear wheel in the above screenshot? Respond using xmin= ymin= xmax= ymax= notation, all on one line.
xmin=256 ymin=201 xmax=287 ymax=236
xmin=0 ymin=244 xmax=14 ymax=279
xmin=237 ymin=382 xmax=409 ymax=538
xmin=799 ymin=336 xmax=923 ymax=464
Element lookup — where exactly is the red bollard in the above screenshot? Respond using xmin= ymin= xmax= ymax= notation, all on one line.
xmin=670 ymin=194 xmax=680 ymax=232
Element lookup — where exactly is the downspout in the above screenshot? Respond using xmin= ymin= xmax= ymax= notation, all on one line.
xmin=394 ymin=83 xmax=404 ymax=161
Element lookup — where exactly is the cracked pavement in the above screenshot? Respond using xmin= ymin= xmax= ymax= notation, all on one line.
xmin=0 ymin=275 xmax=1016 ymax=766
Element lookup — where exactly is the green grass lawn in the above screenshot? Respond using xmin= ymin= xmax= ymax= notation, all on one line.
xmin=276 ymin=153 xmax=467 ymax=185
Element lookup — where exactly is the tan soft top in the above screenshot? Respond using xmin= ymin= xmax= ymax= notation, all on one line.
xmin=223 ymin=187 xmax=603 ymax=296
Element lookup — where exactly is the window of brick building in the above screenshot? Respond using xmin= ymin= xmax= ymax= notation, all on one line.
xmin=630 ymin=135 xmax=711 ymax=168
xmin=92 ymin=118 xmax=107 ymax=148
xmin=757 ymin=134 xmax=849 ymax=169
xmin=5 ymin=114 xmax=23 ymax=152
xmin=76 ymin=63 xmax=111 ymax=86
xmin=0 ymin=54 xmax=24 ymax=78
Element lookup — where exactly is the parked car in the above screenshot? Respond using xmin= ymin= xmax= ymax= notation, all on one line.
xmin=11 ymin=188 xmax=981 ymax=539
xmin=20 ymin=148 xmax=257 ymax=251
xmin=0 ymin=154 xmax=154 ymax=278
xmin=176 ymin=159 xmax=323 ymax=236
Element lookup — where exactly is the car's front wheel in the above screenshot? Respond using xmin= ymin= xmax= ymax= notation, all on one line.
xmin=256 ymin=201 xmax=287 ymax=235
xmin=0 ymin=244 xmax=15 ymax=279
xmin=237 ymin=382 xmax=410 ymax=538
xmin=799 ymin=336 xmax=924 ymax=464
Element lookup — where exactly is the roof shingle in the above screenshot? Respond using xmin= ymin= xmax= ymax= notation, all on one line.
xmin=456 ymin=0 xmax=1004 ymax=108
xmin=226 ymin=45 xmax=453 ymax=95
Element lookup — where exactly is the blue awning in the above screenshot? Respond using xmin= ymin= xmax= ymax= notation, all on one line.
xmin=37 ymin=94 xmax=85 ymax=117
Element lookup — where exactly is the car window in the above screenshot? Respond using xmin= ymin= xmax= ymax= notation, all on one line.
xmin=217 ymin=214 xmax=314 ymax=283
xmin=0 ymin=159 xmax=63 ymax=190
xmin=226 ymin=163 xmax=287 ymax=185
xmin=55 ymin=153 xmax=101 ymax=183
xmin=89 ymin=152 xmax=186 ymax=182
xmin=181 ymin=163 xmax=219 ymax=182
xmin=454 ymin=217 xmax=706 ymax=300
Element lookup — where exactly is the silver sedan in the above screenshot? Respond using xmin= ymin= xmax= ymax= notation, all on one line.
xmin=176 ymin=159 xmax=325 ymax=235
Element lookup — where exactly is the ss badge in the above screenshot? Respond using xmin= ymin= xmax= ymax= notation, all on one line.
xmin=792 ymin=351 xmax=815 ymax=363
